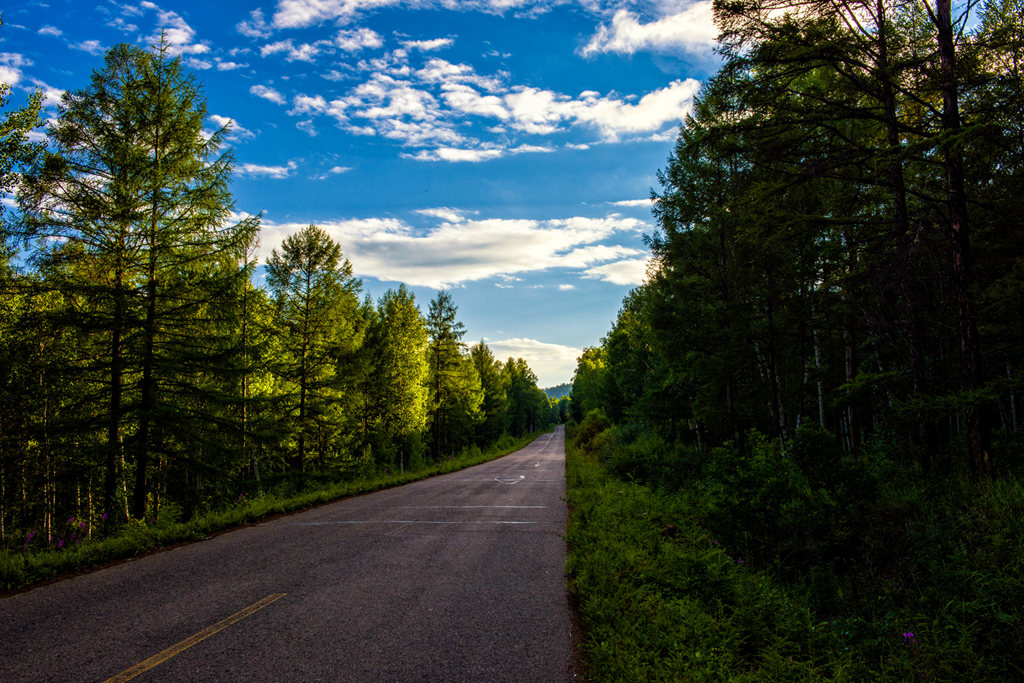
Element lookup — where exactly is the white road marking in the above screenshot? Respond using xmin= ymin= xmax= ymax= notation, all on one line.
xmin=493 ymin=475 xmax=525 ymax=485
xmin=288 ymin=524 xmax=544 ymax=528
xmin=398 ymin=505 xmax=547 ymax=509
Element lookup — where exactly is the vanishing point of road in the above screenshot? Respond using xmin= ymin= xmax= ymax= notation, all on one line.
xmin=1 ymin=426 xmax=575 ymax=682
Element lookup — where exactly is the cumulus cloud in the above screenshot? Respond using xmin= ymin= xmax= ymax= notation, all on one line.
xmin=237 ymin=9 xmax=272 ymax=39
xmin=72 ymin=40 xmax=105 ymax=55
xmin=251 ymin=84 xmax=287 ymax=104
xmin=486 ymin=337 xmax=582 ymax=387
xmin=609 ymin=198 xmax=652 ymax=207
xmin=30 ymin=80 xmax=66 ymax=109
xmin=0 ymin=53 xmax=30 ymax=86
xmin=269 ymin=0 xmax=556 ymax=28
xmin=583 ymin=257 xmax=651 ymax=285
xmin=261 ymin=38 xmax=330 ymax=62
xmin=243 ymin=26 xmax=697 ymax=160
xmin=336 ymin=27 xmax=383 ymax=51
xmin=414 ymin=207 xmax=473 ymax=222
xmin=404 ymin=146 xmax=501 ymax=162
xmin=581 ymin=3 xmax=718 ymax=56
xmin=141 ymin=3 xmax=210 ymax=55
xmin=209 ymin=114 xmax=255 ymax=142
xmin=403 ymin=37 xmax=454 ymax=51
xmin=237 ymin=160 xmax=299 ymax=178
xmin=253 ymin=213 xmax=648 ymax=288
xmin=311 ymin=165 xmax=352 ymax=179
xmin=38 ymin=25 xmax=62 ymax=37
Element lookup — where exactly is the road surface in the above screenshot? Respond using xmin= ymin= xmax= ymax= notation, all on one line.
xmin=1 ymin=427 xmax=574 ymax=682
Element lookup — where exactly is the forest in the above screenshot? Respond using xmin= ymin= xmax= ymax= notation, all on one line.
xmin=566 ymin=0 xmax=1024 ymax=678
xmin=0 ymin=38 xmax=554 ymax=553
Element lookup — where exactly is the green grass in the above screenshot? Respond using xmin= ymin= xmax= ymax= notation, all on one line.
xmin=565 ymin=421 xmax=1024 ymax=681
xmin=1 ymin=431 xmax=547 ymax=593
xmin=564 ymin=430 xmax=856 ymax=681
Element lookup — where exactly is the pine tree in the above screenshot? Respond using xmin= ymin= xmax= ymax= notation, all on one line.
xmin=18 ymin=39 xmax=258 ymax=520
xmin=266 ymin=225 xmax=361 ymax=475
xmin=425 ymin=290 xmax=469 ymax=458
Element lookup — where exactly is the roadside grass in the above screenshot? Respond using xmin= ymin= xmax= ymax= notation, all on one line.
xmin=564 ymin=429 xmax=855 ymax=681
xmin=565 ymin=417 xmax=1024 ymax=681
xmin=1 ymin=431 xmax=547 ymax=593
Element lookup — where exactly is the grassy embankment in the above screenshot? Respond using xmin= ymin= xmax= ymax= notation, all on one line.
xmin=564 ymin=422 xmax=1024 ymax=681
xmin=1 ymin=431 xmax=547 ymax=593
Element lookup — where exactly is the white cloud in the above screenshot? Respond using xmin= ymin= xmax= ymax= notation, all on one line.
xmin=142 ymin=4 xmax=210 ymax=56
xmin=0 ymin=53 xmax=29 ymax=86
xmin=261 ymin=40 xmax=292 ymax=57
xmin=311 ymin=165 xmax=352 ymax=179
xmin=72 ymin=40 xmax=105 ymax=56
xmin=575 ymin=79 xmax=700 ymax=140
xmin=38 ymin=25 xmax=62 ymax=37
xmin=109 ymin=17 xmax=139 ymax=32
xmin=609 ymin=198 xmax=652 ymax=207
xmin=186 ymin=57 xmax=214 ymax=70
xmin=581 ymin=3 xmax=718 ymax=56
xmin=558 ymin=284 xmax=575 ymax=290
xmin=486 ymin=338 xmax=582 ymax=388
xmin=414 ymin=207 xmax=470 ymax=223
xmin=261 ymin=39 xmax=330 ymax=62
xmin=417 ymin=58 xmax=503 ymax=92
xmin=237 ymin=9 xmax=272 ymax=39
xmin=289 ymin=93 xmax=329 ymax=116
xmin=272 ymin=0 xmax=403 ymax=28
xmin=246 ymin=29 xmax=698 ymax=156
xmin=216 ymin=60 xmax=247 ymax=71
xmin=237 ymin=161 xmax=299 ymax=178
xmin=269 ymin=0 xmax=555 ymax=28
xmin=254 ymin=213 xmax=647 ymax=288
xmin=209 ymin=114 xmax=255 ymax=142
xmin=403 ymin=37 xmax=454 ymax=51
xmin=583 ymin=257 xmax=650 ymax=285
xmin=250 ymin=84 xmax=287 ymax=104
xmin=442 ymin=83 xmax=510 ymax=120
xmin=336 ymin=28 xmax=383 ymax=51
xmin=30 ymin=80 xmax=65 ymax=108
xmin=406 ymin=142 xmax=552 ymax=163
xmin=406 ymin=146 xmax=503 ymax=162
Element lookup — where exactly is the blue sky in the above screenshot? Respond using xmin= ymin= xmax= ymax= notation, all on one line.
xmin=1 ymin=0 xmax=721 ymax=386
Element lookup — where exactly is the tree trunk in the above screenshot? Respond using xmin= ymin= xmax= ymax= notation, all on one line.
xmin=935 ymin=0 xmax=990 ymax=476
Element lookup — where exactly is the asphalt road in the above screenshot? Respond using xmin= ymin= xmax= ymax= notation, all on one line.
xmin=1 ymin=427 xmax=574 ymax=682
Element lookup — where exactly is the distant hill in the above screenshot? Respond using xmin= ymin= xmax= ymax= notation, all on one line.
xmin=543 ymin=383 xmax=571 ymax=400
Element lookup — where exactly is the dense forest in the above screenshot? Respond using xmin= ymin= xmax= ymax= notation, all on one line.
xmin=0 ymin=37 xmax=553 ymax=550
xmin=568 ymin=0 xmax=1024 ymax=678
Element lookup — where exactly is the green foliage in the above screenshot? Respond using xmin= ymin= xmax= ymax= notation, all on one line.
xmin=565 ymin=430 xmax=854 ymax=681
xmin=568 ymin=417 xmax=1024 ymax=679
xmin=265 ymin=224 xmax=363 ymax=474
xmin=0 ymin=42 xmax=553 ymax=558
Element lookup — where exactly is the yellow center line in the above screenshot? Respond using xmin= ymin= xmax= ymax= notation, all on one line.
xmin=103 ymin=593 xmax=286 ymax=683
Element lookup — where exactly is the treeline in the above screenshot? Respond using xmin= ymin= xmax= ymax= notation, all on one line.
xmin=567 ymin=2 xmax=1024 ymax=677
xmin=574 ymin=0 xmax=1024 ymax=474
xmin=0 ymin=39 xmax=551 ymax=547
